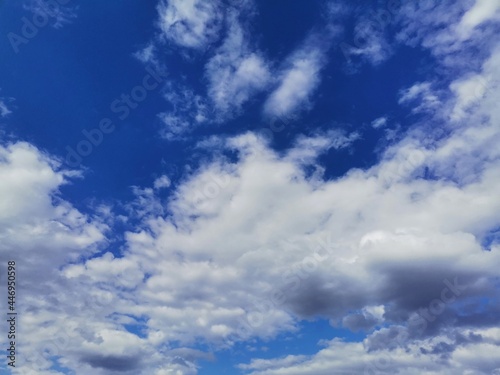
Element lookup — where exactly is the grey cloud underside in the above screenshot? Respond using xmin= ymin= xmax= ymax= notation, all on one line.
xmin=81 ymin=354 xmax=142 ymax=372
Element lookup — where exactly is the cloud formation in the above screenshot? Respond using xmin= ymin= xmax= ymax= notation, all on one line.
xmin=2 ymin=1 xmax=500 ymax=374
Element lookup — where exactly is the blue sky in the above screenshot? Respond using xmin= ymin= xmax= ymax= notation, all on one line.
xmin=1 ymin=0 xmax=500 ymax=374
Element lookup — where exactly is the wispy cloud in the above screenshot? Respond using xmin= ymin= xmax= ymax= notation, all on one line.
xmin=205 ymin=8 xmax=271 ymax=120
xmin=371 ymin=116 xmax=387 ymax=129
xmin=158 ymin=82 xmax=209 ymax=139
xmin=398 ymin=81 xmax=442 ymax=114
xmin=0 ymin=98 xmax=12 ymax=117
xmin=263 ymin=35 xmax=327 ymax=118
xmin=157 ymin=0 xmax=223 ymax=50
xmin=25 ymin=0 xmax=78 ymax=29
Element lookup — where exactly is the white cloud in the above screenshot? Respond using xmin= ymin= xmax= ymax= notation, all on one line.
xmin=456 ymin=0 xmax=500 ymax=40
xmin=239 ymin=328 xmax=500 ymax=375
xmin=205 ymin=9 xmax=271 ymax=119
xmin=285 ymin=129 xmax=359 ymax=165
xmin=395 ymin=0 xmax=500 ymax=71
xmin=0 ymin=99 xmax=12 ymax=117
xmin=134 ymin=43 xmax=157 ymax=64
xmin=263 ymin=38 xmax=325 ymax=118
xmin=398 ymin=81 xmax=441 ymax=114
xmin=345 ymin=15 xmax=393 ymax=65
xmin=0 ymin=141 xmax=113 ymax=374
xmin=157 ymin=0 xmax=223 ymax=49
xmin=154 ymin=175 xmax=171 ymax=189
xmin=449 ymin=48 xmax=500 ymax=121
xmin=371 ymin=116 xmax=387 ymax=129
xmin=235 ymin=13 xmax=500 ymax=375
